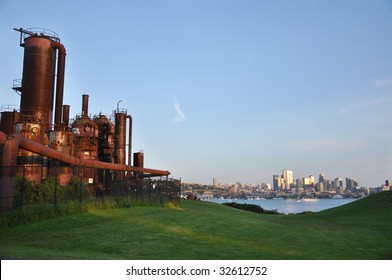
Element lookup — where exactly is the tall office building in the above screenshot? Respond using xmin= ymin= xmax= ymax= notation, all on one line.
xmin=282 ymin=169 xmax=293 ymax=189
xmin=345 ymin=177 xmax=358 ymax=191
xmin=334 ymin=178 xmax=343 ymax=189
xmin=319 ymin=173 xmax=327 ymax=184
xmin=273 ymin=175 xmax=281 ymax=190
xmin=213 ymin=178 xmax=217 ymax=188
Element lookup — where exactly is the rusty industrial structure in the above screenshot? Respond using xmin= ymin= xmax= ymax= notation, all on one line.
xmin=0 ymin=28 xmax=172 ymax=210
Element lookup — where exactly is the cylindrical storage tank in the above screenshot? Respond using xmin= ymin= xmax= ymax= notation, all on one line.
xmin=114 ymin=111 xmax=127 ymax=181
xmin=0 ymin=110 xmax=19 ymax=173
xmin=133 ymin=151 xmax=144 ymax=169
xmin=48 ymin=130 xmax=74 ymax=186
xmin=20 ymin=36 xmax=56 ymax=132
xmin=0 ymin=110 xmax=19 ymax=135
xmin=133 ymin=151 xmax=144 ymax=186
xmin=15 ymin=122 xmax=48 ymax=183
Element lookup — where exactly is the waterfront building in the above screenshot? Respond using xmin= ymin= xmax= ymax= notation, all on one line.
xmin=345 ymin=177 xmax=358 ymax=191
xmin=282 ymin=169 xmax=293 ymax=190
xmin=319 ymin=173 xmax=327 ymax=184
xmin=303 ymin=175 xmax=315 ymax=188
xmin=273 ymin=175 xmax=281 ymax=190
xmin=334 ymin=178 xmax=343 ymax=189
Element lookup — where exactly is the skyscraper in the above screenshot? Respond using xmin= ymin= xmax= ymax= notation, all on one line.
xmin=334 ymin=178 xmax=343 ymax=188
xmin=345 ymin=177 xmax=358 ymax=191
xmin=282 ymin=169 xmax=293 ymax=189
xmin=273 ymin=175 xmax=281 ymax=190
xmin=319 ymin=173 xmax=327 ymax=184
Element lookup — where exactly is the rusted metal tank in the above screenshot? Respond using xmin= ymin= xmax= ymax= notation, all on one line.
xmin=48 ymin=105 xmax=73 ymax=186
xmin=14 ymin=121 xmax=48 ymax=183
xmin=49 ymin=130 xmax=73 ymax=186
xmin=133 ymin=151 xmax=144 ymax=179
xmin=12 ymin=28 xmax=66 ymax=184
xmin=19 ymin=35 xmax=56 ymax=131
xmin=0 ymin=108 xmax=19 ymax=135
xmin=0 ymin=108 xmax=19 ymax=175
xmin=15 ymin=28 xmax=66 ymax=131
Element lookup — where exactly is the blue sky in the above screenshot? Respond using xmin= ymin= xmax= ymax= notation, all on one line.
xmin=0 ymin=0 xmax=391 ymax=187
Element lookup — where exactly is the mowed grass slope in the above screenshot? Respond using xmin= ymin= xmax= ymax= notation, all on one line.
xmin=0 ymin=192 xmax=391 ymax=259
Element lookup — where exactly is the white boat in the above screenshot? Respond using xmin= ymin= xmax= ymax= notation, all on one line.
xmin=332 ymin=195 xmax=343 ymax=199
xmin=302 ymin=198 xmax=319 ymax=202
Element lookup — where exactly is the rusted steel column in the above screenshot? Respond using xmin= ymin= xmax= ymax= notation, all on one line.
xmin=52 ymin=41 xmax=66 ymax=130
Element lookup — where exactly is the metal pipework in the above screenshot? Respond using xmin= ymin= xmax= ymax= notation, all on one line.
xmin=0 ymin=132 xmax=169 ymax=175
xmin=0 ymin=131 xmax=170 ymax=210
xmin=127 ymin=115 xmax=132 ymax=166
xmin=52 ymin=41 xmax=66 ymax=130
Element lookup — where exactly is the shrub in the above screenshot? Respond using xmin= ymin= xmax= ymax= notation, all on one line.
xmin=223 ymin=202 xmax=281 ymax=215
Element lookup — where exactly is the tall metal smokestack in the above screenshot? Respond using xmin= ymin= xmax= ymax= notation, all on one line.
xmin=127 ymin=115 xmax=132 ymax=166
xmin=53 ymin=41 xmax=66 ymax=131
xmin=62 ymin=104 xmax=70 ymax=128
xmin=82 ymin=94 xmax=89 ymax=116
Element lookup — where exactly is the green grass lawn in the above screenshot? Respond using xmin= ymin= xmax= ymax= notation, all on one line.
xmin=1 ymin=192 xmax=391 ymax=259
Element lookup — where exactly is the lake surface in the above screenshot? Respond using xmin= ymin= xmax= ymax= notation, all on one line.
xmin=208 ymin=198 xmax=358 ymax=214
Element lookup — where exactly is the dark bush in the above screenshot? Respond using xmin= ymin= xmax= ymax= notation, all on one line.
xmin=223 ymin=202 xmax=281 ymax=215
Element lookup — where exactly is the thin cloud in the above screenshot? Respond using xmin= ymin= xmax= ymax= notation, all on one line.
xmin=372 ymin=77 xmax=392 ymax=87
xmin=339 ymin=98 xmax=388 ymax=114
xmin=173 ymin=100 xmax=185 ymax=123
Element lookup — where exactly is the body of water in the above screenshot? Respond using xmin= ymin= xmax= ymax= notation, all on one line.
xmin=208 ymin=198 xmax=358 ymax=214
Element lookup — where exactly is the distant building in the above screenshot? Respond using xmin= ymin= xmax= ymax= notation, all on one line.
xmin=315 ymin=181 xmax=325 ymax=192
xmin=303 ymin=175 xmax=315 ymax=187
xmin=273 ymin=175 xmax=281 ymax=190
xmin=334 ymin=178 xmax=343 ymax=189
xmin=319 ymin=173 xmax=327 ymax=184
xmin=345 ymin=177 xmax=358 ymax=191
xmin=282 ymin=169 xmax=293 ymax=190
xmin=295 ymin=178 xmax=303 ymax=189
xmin=213 ymin=178 xmax=217 ymax=188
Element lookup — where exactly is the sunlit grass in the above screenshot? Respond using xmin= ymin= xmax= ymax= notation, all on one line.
xmin=0 ymin=192 xmax=391 ymax=259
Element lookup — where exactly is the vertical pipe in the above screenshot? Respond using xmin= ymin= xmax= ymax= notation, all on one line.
xmin=127 ymin=115 xmax=132 ymax=166
xmin=82 ymin=94 xmax=89 ymax=116
xmin=52 ymin=42 xmax=66 ymax=130
xmin=62 ymin=105 xmax=70 ymax=128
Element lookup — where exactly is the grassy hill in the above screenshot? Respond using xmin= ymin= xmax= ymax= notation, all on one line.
xmin=0 ymin=192 xmax=391 ymax=259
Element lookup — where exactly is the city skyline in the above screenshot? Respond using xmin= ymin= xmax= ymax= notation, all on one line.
xmin=0 ymin=1 xmax=391 ymax=187
xmin=207 ymin=169 xmax=363 ymax=189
